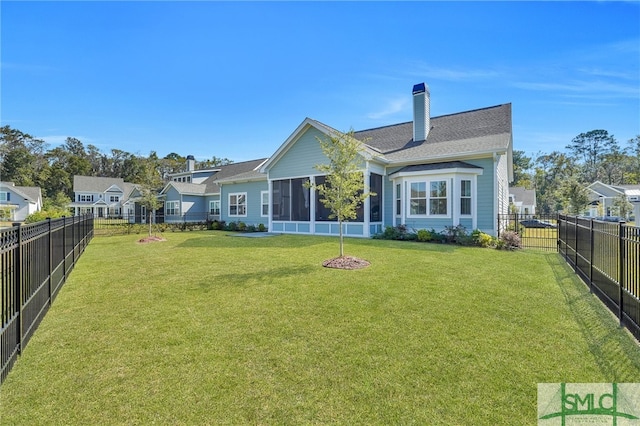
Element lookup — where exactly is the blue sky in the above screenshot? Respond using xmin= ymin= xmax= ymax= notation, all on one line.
xmin=2 ymin=1 xmax=639 ymax=163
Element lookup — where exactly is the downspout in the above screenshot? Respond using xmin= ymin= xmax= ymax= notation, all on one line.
xmin=493 ymin=152 xmax=500 ymax=237
xmin=268 ymin=179 xmax=273 ymax=233
xmin=364 ymin=163 xmax=370 ymax=238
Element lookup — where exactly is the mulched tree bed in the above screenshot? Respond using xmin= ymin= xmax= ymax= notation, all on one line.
xmin=322 ymin=256 xmax=370 ymax=270
xmin=137 ymin=236 xmax=166 ymax=244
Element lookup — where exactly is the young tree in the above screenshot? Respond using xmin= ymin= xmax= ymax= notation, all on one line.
xmin=556 ymin=177 xmax=590 ymax=215
xmin=137 ymin=156 xmax=164 ymax=236
xmin=612 ymin=194 xmax=633 ymax=219
xmin=307 ymin=129 xmax=373 ymax=258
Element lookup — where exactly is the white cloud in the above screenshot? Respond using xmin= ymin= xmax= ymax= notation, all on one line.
xmin=366 ymin=98 xmax=409 ymax=120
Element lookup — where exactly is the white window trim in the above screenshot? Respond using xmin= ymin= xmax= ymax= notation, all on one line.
xmin=209 ymin=200 xmax=220 ymax=215
xmin=228 ymin=192 xmax=247 ymax=217
xmin=261 ymin=191 xmax=269 ymax=217
xmin=459 ymin=178 xmax=472 ymax=217
xmin=165 ymin=200 xmax=180 ymax=216
xmin=405 ymin=177 xmax=451 ymax=219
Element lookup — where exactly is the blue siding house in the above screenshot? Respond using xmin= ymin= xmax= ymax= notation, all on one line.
xmin=162 ymin=82 xmax=513 ymax=237
xmin=239 ymin=83 xmax=513 ymax=237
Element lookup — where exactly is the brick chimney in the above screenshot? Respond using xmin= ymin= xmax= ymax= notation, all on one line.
xmin=412 ymin=83 xmax=430 ymax=142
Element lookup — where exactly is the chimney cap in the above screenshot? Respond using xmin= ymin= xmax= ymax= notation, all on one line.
xmin=412 ymin=83 xmax=429 ymax=95
xmin=186 ymin=155 xmax=195 ymax=160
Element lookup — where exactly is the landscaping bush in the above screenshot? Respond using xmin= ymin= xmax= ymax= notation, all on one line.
xmin=443 ymin=224 xmax=466 ymax=243
xmin=497 ymin=230 xmax=521 ymax=250
xmin=237 ymin=221 xmax=247 ymax=232
xmin=373 ymin=224 xmax=416 ymax=241
xmin=257 ymin=223 xmax=267 ymax=232
xmin=416 ymin=229 xmax=433 ymax=242
xmin=471 ymin=229 xmax=495 ymax=248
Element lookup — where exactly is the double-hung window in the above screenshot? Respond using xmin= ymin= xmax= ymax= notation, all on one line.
xmin=408 ymin=180 xmax=448 ymax=216
xmin=429 ymin=181 xmax=447 ymax=215
xmin=165 ymin=201 xmax=179 ymax=216
xmin=261 ymin=191 xmax=269 ymax=217
xmin=209 ymin=200 xmax=220 ymax=215
xmin=109 ymin=195 xmax=120 ymax=203
xmin=229 ymin=193 xmax=247 ymax=217
xmin=410 ymin=182 xmax=427 ymax=215
xmin=395 ymin=184 xmax=402 ymax=216
xmin=460 ymin=180 xmax=471 ymax=215
xmin=0 ymin=192 xmax=8 ymax=202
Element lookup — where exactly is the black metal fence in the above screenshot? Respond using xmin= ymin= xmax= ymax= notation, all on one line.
xmin=497 ymin=213 xmax=559 ymax=251
xmin=558 ymin=214 xmax=640 ymax=340
xmin=1 ymin=215 xmax=93 ymax=384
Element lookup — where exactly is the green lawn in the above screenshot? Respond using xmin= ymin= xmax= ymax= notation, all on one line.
xmin=2 ymin=232 xmax=639 ymax=425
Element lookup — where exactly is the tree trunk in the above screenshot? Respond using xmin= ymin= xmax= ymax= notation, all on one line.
xmin=339 ymin=219 xmax=344 ymax=257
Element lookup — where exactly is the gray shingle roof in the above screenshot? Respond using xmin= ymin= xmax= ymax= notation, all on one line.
xmin=354 ymin=103 xmax=512 ymax=163
xmin=201 ymin=158 xmax=268 ymax=192
xmin=389 ymin=161 xmax=483 ymax=176
xmin=73 ymin=176 xmax=125 ymax=192
xmin=509 ymin=186 xmax=536 ymax=205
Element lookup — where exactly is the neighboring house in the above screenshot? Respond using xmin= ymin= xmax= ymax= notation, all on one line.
xmin=0 ymin=182 xmax=43 ymax=222
xmin=509 ymin=187 xmax=536 ymax=215
xmin=217 ymin=82 xmax=513 ymax=237
xmin=70 ymin=176 xmax=147 ymax=222
xmin=160 ymin=158 xmax=267 ymax=223
xmin=586 ymin=181 xmax=640 ymax=220
xmin=168 ymin=155 xmax=219 ymax=184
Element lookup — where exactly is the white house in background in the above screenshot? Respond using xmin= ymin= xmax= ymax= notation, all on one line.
xmin=509 ymin=187 xmax=536 ymax=215
xmin=586 ymin=181 xmax=640 ymax=220
xmin=0 ymin=182 xmax=43 ymax=222
xmin=70 ymin=176 xmax=145 ymax=222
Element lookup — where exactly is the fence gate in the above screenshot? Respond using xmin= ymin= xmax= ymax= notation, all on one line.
xmin=497 ymin=213 xmax=559 ymax=251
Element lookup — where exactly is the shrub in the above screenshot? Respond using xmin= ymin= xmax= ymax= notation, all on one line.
xmin=498 ymin=231 xmax=521 ymax=250
xmin=374 ymin=224 xmax=416 ymax=241
xmin=443 ymin=224 xmax=467 ymax=243
xmin=471 ymin=229 xmax=495 ymax=248
xmin=257 ymin=223 xmax=267 ymax=232
xmin=237 ymin=221 xmax=247 ymax=232
xmin=246 ymin=224 xmax=256 ymax=232
xmin=416 ymin=229 xmax=432 ymax=242
xmin=226 ymin=221 xmax=238 ymax=232
xmin=24 ymin=209 xmax=67 ymax=223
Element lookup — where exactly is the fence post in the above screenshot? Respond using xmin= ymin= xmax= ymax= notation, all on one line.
xmin=15 ymin=225 xmax=23 ymax=354
xmin=619 ymin=223 xmax=625 ymax=326
xmin=62 ymin=216 xmax=66 ymax=282
xmin=48 ymin=218 xmax=53 ymax=304
xmin=589 ymin=219 xmax=594 ymax=293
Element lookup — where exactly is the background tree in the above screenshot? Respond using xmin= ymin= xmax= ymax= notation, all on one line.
xmin=307 ymin=129 xmax=372 ymax=258
xmin=556 ymin=177 xmax=590 ymax=215
xmin=566 ymin=129 xmax=617 ymax=183
xmin=0 ymin=126 xmax=48 ymax=187
xmin=612 ymin=194 xmax=633 ymax=219
xmin=198 ymin=156 xmax=233 ymax=169
xmin=511 ymin=150 xmax=534 ymax=188
xmin=627 ymin=136 xmax=640 ymax=184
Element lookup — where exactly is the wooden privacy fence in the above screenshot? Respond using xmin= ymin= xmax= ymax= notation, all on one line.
xmin=558 ymin=214 xmax=640 ymax=340
xmin=1 ymin=215 xmax=93 ymax=384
